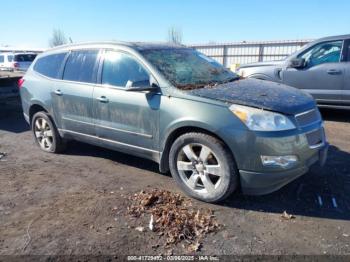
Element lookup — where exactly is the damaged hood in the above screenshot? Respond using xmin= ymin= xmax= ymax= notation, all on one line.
xmin=188 ymin=78 xmax=316 ymax=115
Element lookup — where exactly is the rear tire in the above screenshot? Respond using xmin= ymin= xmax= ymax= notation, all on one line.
xmin=169 ymin=132 xmax=238 ymax=203
xmin=31 ymin=112 xmax=66 ymax=153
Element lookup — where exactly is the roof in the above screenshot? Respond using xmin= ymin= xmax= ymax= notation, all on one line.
xmin=132 ymin=42 xmax=186 ymax=50
xmin=48 ymin=41 xmax=186 ymax=52
xmin=315 ymin=34 xmax=350 ymax=42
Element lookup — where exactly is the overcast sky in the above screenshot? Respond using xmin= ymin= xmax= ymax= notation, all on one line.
xmin=1 ymin=0 xmax=349 ymax=48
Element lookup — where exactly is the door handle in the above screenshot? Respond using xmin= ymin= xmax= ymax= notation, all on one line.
xmin=327 ymin=69 xmax=342 ymax=75
xmin=54 ymin=89 xmax=63 ymax=96
xmin=97 ymin=96 xmax=109 ymax=103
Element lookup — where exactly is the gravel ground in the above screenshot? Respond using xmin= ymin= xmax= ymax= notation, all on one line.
xmin=0 ymin=98 xmax=350 ymax=257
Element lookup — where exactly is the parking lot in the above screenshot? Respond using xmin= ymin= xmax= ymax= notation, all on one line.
xmin=0 ymin=97 xmax=350 ymax=256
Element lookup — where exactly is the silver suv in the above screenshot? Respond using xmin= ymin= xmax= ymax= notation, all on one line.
xmin=238 ymin=34 xmax=350 ymax=109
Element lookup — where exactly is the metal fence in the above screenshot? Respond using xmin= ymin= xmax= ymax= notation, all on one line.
xmin=190 ymin=40 xmax=312 ymax=68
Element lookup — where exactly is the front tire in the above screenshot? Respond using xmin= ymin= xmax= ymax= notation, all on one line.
xmin=169 ymin=132 xmax=238 ymax=203
xmin=31 ymin=112 xmax=66 ymax=153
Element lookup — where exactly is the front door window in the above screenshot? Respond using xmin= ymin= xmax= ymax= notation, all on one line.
xmin=102 ymin=51 xmax=150 ymax=88
xmin=299 ymin=41 xmax=343 ymax=68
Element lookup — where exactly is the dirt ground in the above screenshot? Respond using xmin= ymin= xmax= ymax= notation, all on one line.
xmin=0 ymin=98 xmax=350 ymax=257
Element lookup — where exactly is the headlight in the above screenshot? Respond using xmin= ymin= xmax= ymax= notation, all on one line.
xmin=230 ymin=104 xmax=296 ymax=131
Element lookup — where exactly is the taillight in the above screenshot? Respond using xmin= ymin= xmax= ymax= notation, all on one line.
xmin=18 ymin=78 xmax=25 ymax=89
xmin=13 ymin=62 xmax=19 ymax=68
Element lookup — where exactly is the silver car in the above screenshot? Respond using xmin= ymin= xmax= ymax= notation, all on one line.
xmin=237 ymin=34 xmax=350 ymax=109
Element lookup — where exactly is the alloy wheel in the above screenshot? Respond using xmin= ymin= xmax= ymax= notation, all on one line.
xmin=34 ymin=117 xmax=53 ymax=150
xmin=176 ymin=143 xmax=223 ymax=194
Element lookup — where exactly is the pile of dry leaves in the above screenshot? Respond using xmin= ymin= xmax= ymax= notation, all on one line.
xmin=127 ymin=189 xmax=221 ymax=251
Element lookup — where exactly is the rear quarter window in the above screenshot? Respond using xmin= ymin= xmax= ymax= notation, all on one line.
xmin=33 ymin=53 xmax=67 ymax=78
xmin=7 ymin=55 xmax=14 ymax=62
xmin=63 ymin=50 xmax=99 ymax=83
xmin=0 ymin=56 xmax=4 ymax=63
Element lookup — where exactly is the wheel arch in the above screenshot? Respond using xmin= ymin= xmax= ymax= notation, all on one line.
xmin=159 ymin=125 xmax=237 ymax=174
xmin=29 ymin=103 xmax=50 ymax=124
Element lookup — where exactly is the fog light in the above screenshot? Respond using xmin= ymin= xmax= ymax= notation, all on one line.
xmin=261 ymin=155 xmax=298 ymax=168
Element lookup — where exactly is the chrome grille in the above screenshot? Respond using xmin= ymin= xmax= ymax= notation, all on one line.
xmin=295 ymin=109 xmax=321 ymax=127
xmin=306 ymin=128 xmax=324 ymax=148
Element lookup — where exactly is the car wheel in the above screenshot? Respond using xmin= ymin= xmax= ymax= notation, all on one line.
xmin=169 ymin=132 xmax=238 ymax=203
xmin=31 ymin=111 xmax=66 ymax=153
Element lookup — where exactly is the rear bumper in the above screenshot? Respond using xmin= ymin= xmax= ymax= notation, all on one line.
xmin=240 ymin=142 xmax=329 ymax=195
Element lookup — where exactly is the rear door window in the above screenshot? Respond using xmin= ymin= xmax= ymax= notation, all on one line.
xmin=14 ymin=54 xmax=37 ymax=62
xmin=7 ymin=55 xmax=14 ymax=62
xmin=63 ymin=50 xmax=99 ymax=83
xmin=101 ymin=51 xmax=150 ymax=88
xmin=33 ymin=53 xmax=67 ymax=78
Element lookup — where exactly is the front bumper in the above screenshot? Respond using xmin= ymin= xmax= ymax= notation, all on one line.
xmin=217 ymin=111 xmax=328 ymax=196
xmin=240 ymin=140 xmax=328 ymax=195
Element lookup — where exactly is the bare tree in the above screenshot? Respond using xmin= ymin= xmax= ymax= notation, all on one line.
xmin=49 ymin=29 xmax=68 ymax=47
xmin=167 ymin=27 xmax=182 ymax=44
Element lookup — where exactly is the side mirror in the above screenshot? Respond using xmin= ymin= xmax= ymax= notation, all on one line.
xmin=289 ymin=58 xmax=306 ymax=69
xmin=125 ymin=75 xmax=159 ymax=92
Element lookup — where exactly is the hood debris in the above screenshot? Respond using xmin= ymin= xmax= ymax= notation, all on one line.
xmin=176 ymin=76 xmax=243 ymax=91
xmin=127 ymin=189 xmax=221 ymax=250
xmin=189 ymin=78 xmax=316 ymax=114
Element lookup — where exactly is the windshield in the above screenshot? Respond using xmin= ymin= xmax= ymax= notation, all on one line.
xmin=140 ymin=48 xmax=239 ymax=90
